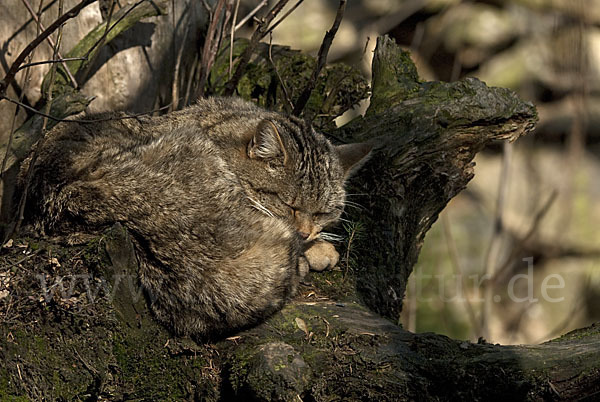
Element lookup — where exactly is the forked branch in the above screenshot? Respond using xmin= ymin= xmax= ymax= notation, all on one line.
xmin=0 ymin=0 xmax=97 ymax=96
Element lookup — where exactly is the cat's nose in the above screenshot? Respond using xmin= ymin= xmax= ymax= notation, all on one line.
xmin=299 ymin=231 xmax=310 ymax=240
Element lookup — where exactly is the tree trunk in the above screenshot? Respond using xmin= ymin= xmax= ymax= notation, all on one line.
xmin=339 ymin=36 xmax=537 ymax=320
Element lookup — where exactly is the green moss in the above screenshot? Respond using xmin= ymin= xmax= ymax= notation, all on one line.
xmin=0 ymin=371 xmax=28 ymax=401
xmin=210 ymin=39 xmax=369 ymax=129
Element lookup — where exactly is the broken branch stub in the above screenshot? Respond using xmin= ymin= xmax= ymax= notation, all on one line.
xmin=338 ymin=35 xmax=538 ymax=319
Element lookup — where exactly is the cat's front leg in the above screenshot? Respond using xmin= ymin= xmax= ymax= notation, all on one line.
xmin=303 ymin=240 xmax=340 ymax=272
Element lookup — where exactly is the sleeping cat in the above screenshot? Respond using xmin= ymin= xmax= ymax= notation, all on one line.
xmin=21 ymin=97 xmax=371 ymax=339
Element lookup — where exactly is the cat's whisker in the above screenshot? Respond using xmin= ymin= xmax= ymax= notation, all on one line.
xmin=337 ymin=217 xmax=351 ymax=223
xmin=319 ymin=232 xmax=344 ymax=242
xmin=342 ymin=200 xmax=364 ymax=210
xmin=247 ymin=197 xmax=275 ymax=218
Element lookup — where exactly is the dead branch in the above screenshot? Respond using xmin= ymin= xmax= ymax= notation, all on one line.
xmin=491 ymin=190 xmax=558 ymax=286
xmin=0 ymin=0 xmax=45 ymax=178
xmin=81 ymin=0 xmax=115 ymax=63
xmin=19 ymin=0 xmax=79 ymax=88
xmin=13 ymin=0 xmax=66 ymax=237
xmin=261 ymin=0 xmax=304 ymax=39
xmin=228 ymin=0 xmax=240 ymax=77
xmin=171 ymin=14 xmax=191 ymax=111
xmin=0 ymin=95 xmax=172 ymax=124
xmin=0 ymin=0 xmax=97 ymax=96
xmin=481 ymin=141 xmax=513 ymax=340
xmin=268 ymin=33 xmax=293 ymax=113
xmin=17 ymin=57 xmax=88 ymax=70
xmin=223 ymin=0 xmax=291 ymax=96
xmin=292 ymin=0 xmax=346 ymax=116
xmin=234 ymin=0 xmax=267 ymax=32
xmin=197 ymin=0 xmax=230 ymax=97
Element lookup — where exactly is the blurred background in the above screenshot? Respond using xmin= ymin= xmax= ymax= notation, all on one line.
xmin=2 ymin=0 xmax=599 ymax=345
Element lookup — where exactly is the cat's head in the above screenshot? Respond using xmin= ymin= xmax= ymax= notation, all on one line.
xmin=239 ymin=116 xmax=371 ymax=242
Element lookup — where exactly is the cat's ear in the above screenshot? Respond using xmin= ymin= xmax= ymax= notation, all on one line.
xmin=336 ymin=143 xmax=372 ymax=178
xmin=247 ymin=120 xmax=288 ymax=165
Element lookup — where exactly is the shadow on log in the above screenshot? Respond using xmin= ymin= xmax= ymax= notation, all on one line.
xmin=1 ymin=35 xmax=599 ymax=401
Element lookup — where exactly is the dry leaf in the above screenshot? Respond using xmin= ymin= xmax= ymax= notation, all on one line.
xmin=295 ymin=317 xmax=309 ymax=336
xmin=2 ymin=239 xmax=13 ymax=248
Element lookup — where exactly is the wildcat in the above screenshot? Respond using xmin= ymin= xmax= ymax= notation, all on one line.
xmin=20 ymin=97 xmax=371 ymax=339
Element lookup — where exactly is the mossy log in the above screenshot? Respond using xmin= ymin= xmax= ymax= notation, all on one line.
xmin=3 ymin=34 xmax=599 ymax=401
xmin=338 ymin=36 xmax=537 ymax=320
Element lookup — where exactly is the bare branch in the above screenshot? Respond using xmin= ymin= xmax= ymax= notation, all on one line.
xmin=292 ymin=0 xmax=346 ymax=116
xmin=81 ymin=0 xmax=141 ymax=65
xmin=18 ymin=57 xmax=88 ymax=70
xmin=491 ymin=191 xmax=558 ymax=286
xmin=0 ymin=94 xmax=173 ymax=124
xmin=171 ymin=16 xmax=191 ymax=111
xmin=14 ymin=0 xmax=67 ymax=236
xmin=223 ymin=0 xmax=291 ymax=96
xmin=481 ymin=141 xmax=513 ymax=340
xmin=19 ymin=0 xmax=80 ymax=88
xmin=0 ymin=0 xmax=45 ymax=179
xmin=83 ymin=0 xmax=116 ymax=62
xmin=0 ymin=0 xmax=97 ymax=96
xmin=234 ymin=0 xmax=267 ymax=32
xmin=441 ymin=212 xmax=481 ymax=339
xmin=229 ymin=0 xmax=240 ymax=78
xmin=184 ymin=53 xmax=199 ymax=106
xmin=268 ymin=33 xmax=293 ymax=113
xmin=197 ymin=0 xmax=229 ymax=97
xmin=261 ymin=0 xmax=304 ymax=40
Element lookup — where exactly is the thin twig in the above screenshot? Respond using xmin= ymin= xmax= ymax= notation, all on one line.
xmin=292 ymin=0 xmax=346 ymax=116
xmin=234 ymin=0 xmax=267 ymax=32
xmin=170 ymin=17 xmax=191 ymax=111
xmin=82 ymin=0 xmax=120 ymax=61
xmin=343 ymin=225 xmax=356 ymax=280
xmin=481 ymin=141 xmax=513 ymax=341
xmin=19 ymin=0 xmax=80 ymax=88
xmin=217 ymin=1 xmax=234 ymax=65
xmin=268 ymin=33 xmax=293 ymax=113
xmin=14 ymin=0 xmax=66 ymax=236
xmin=4 ymin=249 xmax=42 ymax=268
xmin=491 ymin=191 xmax=558 ymax=286
xmin=0 ymin=94 xmax=173 ymax=124
xmin=201 ymin=0 xmax=212 ymax=14
xmin=197 ymin=0 xmax=229 ymax=97
xmin=441 ymin=212 xmax=481 ymax=339
xmin=17 ymin=57 xmax=88 ymax=70
xmin=0 ymin=0 xmax=44 ymax=179
xmin=261 ymin=0 xmax=304 ymax=39
xmin=224 ymin=0 xmax=291 ymax=96
xmin=184 ymin=53 xmax=199 ymax=106
xmin=229 ymin=0 xmax=240 ymax=78
xmin=0 ymin=0 xmax=96 ymax=96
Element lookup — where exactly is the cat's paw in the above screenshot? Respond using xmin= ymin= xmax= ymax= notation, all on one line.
xmin=303 ymin=240 xmax=339 ymax=272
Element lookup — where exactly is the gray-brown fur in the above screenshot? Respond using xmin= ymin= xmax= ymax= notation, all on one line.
xmin=20 ymin=97 xmax=370 ymax=339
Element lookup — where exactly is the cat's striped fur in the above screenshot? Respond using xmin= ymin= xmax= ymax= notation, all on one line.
xmin=21 ymin=97 xmax=371 ymax=339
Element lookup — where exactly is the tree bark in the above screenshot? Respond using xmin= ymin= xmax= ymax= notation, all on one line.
xmin=338 ymin=36 xmax=537 ymax=320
